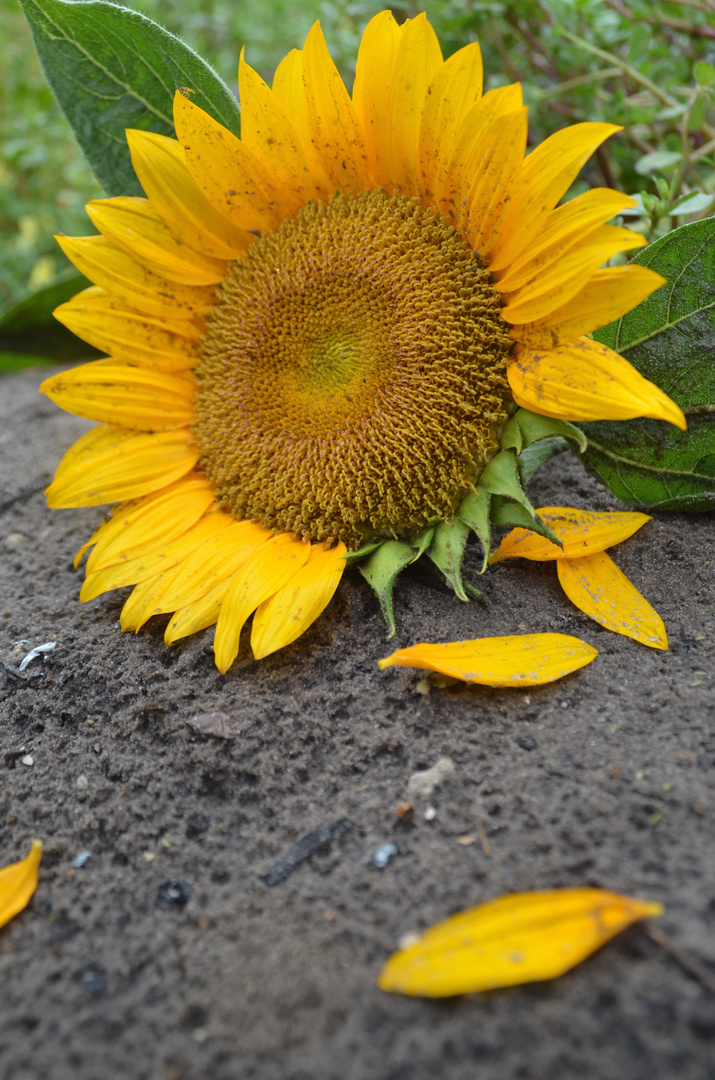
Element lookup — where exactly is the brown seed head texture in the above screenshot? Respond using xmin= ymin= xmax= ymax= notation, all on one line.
xmin=194 ymin=191 xmax=511 ymax=548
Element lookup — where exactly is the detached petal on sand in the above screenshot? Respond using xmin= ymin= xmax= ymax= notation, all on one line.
xmin=378 ymin=888 xmax=663 ymax=997
xmin=0 ymin=840 xmax=42 ymax=928
xmin=377 ymin=633 xmax=597 ymax=686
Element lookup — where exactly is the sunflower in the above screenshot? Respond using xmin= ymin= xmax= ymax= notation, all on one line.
xmin=41 ymin=12 xmax=685 ymax=673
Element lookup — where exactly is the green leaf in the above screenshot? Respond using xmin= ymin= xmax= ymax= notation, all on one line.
xmin=20 ymin=0 xmax=241 ymax=197
xmin=0 ymin=352 xmax=59 ymax=374
xmin=0 ymin=270 xmax=89 ymax=332
xmin=582 ymin=218 xmax=715 ymax=511
xmin=694 ymin=61 xmax=715 ymax=88
xmin=635 ymin=150 xmax=682 ymax=176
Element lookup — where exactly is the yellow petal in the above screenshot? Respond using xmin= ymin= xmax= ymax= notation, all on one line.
xmin=0 ymin=840 xmax=42 ymax=929
xmin=40 ymin=360 xmax=195 ymax=430
xmin=301 ymin=21 xmax=371 ymax=193
xmin=53 ymin=287 xmax=201 ymax=371
xmin=55 ymin=236 xmax=215 ymax=319
xmin=500 ymin=226 xmax=647 ymax=323
xmin=85 ymin=197 xmax=227 ymax=285
xmin=46 ymin=425 xmax=199 ymax=508
xmin=238 ymin=51 xmax=321 ymax=208
xmin=272 ymin=49 xmax=333 ymax=198
xmin=164 ymin=572 xmax=238 ymax=643
xmin=146 ymin=520 xmax=273 ymax=615
xmin=433 ymin=83 xmax=523 ymax=218
xmin=458 ymin=109 xmax=528 ymax=257
xmin=352 ymin=11 xmax=402 ymax=187
xmin=493 ymin=188 xmax=639 ymax=293
xmin=510 ymin=265 xmax=667 ymax=348
xmin=489 ymin=122 xmax=621 ymax=273
xmin=507 ymin=337 xmax=687 ymax=428
xmin=418 ymin=42 xmax=483 ymax=196
xmin=173 ymin=90 xmax=284 ymax=233
xmin=557 ymin=551 xmax=668 ymax=649
xmin=84 ymin=475 xmax=215 ymax=574
xmin=251 ymin=541 xmax=347 ymax=659
xmin=377 ymin=633 xmax=597 ymax=687
xmin=120 ymin=570 xmax=174 ymax=632
xmin=490 ymin=506 xmax=652 ymax=563
xmin=378 ymin=888 xmax=663 ymax=997
xmin=126 ymin=129 xmax=249 ymax=259
xmin=82 ymin=511 xmax=231 ymax=600
xmin=213 ymin=534 xmax=311 ymax=673
xmin=382 ymin=14 xmax=443 ymax=193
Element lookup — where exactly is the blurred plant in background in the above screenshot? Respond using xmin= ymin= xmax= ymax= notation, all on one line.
xmin=2 ymin=0 xmax=714 ymax=358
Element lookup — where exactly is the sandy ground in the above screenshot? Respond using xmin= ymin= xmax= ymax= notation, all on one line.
xmin=0 ymin=365 xmax=714 ymax=1080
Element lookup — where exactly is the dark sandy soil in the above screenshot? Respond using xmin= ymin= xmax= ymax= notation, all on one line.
xmin=1 ymin=365 xmax=714 ymax=1080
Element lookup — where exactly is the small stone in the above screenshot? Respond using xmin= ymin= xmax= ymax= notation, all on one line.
xmin=21 ymin=755 xmax=33 ymax=767
xmin=4 ymin=533 xmax=25 ymax=550
xmin=424 ymin=806 xmax=437 ymax=821
xmin=156 ymin=880 xmax=191 ymax=909
xmin=407 ymin=757 xmax=455 ymax=799
xmin=373 ymin=843 xmax=399 ymax=869
xmin=74 ymin=850 xmax=92 ymax=868
xmin=76 ymin=775 xmax=88 ymax=789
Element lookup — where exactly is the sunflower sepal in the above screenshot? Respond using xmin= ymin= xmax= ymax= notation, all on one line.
xmin=343 ymin=540 xmax=382 ymax=563
xmin=360 ymin=540 xmax=420 ymax=638
xmin=500 ymin=408 xmax=587 ymax=455
xmin=490 ymin=497 xmax=563 ymax=546
xmin=427 ymin=517 xmax=473 ymax=601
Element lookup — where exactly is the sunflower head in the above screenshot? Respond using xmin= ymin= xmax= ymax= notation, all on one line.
xmin=42 ymin=11 xmax=684 ymax=669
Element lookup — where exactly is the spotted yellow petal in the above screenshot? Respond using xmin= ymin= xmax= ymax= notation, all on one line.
xmin=56 ymin=236 xmax=215 ymax=319
xmin=85 ymin=197 xmax=227 ymax=285
xmin=490 ymin=507 xmax=652 ymax=563
xmin=418 ymin=41 xmax=483 ymax=196
xmin=164 ymin=572 xmax=239 ymax=644
xmin=494 ymin=189 xmax=639 ymax=294
xmin=510 ymin=265 xmax=667 ymax=348
xmin=40 ymin=360 xmax=195 ymax=430
xmin=239 ymin=51 xmax=321 ymax=209
xmin=490 ymin=122 xmax=621 ymax=273
xmin=378 ymin=888 xmax=663 ymax=997
xmin=126 ymin=129 xmax=249 ymax=259
xmin=251 ymin=541 xmax=347 ymax=659
xmin=301 ymin=21 xmax=371 ymax=193
xmin=500 ymin=226 xmax=647 ymax=323
xmin=53 ymin=288 xmax=201 ymax=371
xmin=272 ymin=48 xmax=333 ymax=198
xmin=146 ymin=520 xmax=273 ymax=615
xmin=0 ymin=841 xmax=42 ymax=929
xmin=377 ymin=633 xmax=597 ymax=687
xmin=435 ymin=84 xmax=523 ymax=222
xmin=557 ymin=551 xmax=668 ymax=649
xmin=46 ymin=425 xmax=199 ymax=509
xmin=173 ymin=90 xmax=284 ymax=232
xmin=120 ymin=570 xmax=174 ymax=632
xmin=508 ymin=337 xmax=687 ymax=428
xmin=214 ymin=534 xmax=311 ymax=673
xmin=352 ymin=10 xmax=402 ymax=187
xmin=81 ymin=511 xmax=231 ymax=600
xmin=383 ymin=14 xmax=443 ymax=193
xmin=458 ymin=109 xmax=528 ymax=257
xmin=84 ymin=475 xmax=215 ymax=574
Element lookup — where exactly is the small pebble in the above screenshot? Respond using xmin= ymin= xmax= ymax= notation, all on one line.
xmin=74 ymin=850 xmax=92 ymax=869
xmin=76 ymin=775 xmax=88 ymax=790
xmin=4 ymin=533 xmax=25 ymax=550
xmin=156 ymin=880 xmax=191 ymax=908
xmin=373 ymin=843 xmax=399 ymax=869
xmin=21 ymin=755 xmax=33 ymax=767
xmin=424 ymin=806 xmax=437 ymax=821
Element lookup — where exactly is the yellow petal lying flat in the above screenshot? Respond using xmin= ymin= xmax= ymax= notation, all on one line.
xmin=490 ymin=507 xmax=652 ymax=563
xmin=378 ymin=888 xmax=663 ymax=997
xmin=377 ymin=633 xmax=597 ymax=686
xmin=508 ymin=337 xmax=686 ymax=428
xmin=0 ymin=840 xmax=42 ymax=929
xmin=251 ymin=541 xmax=347 ymax=659
xmin=557 ymin=551 xmax=668 ymax=650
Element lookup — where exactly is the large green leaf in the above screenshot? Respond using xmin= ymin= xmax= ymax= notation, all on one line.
xmin=20 ymin=0 xmax=241 ymax=197
xmin=582 ymin=218 xmax=715 ymax=511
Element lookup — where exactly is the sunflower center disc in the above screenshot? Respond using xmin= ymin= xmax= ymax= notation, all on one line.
xmin=195 ymin=190 xmax=512 ymax=548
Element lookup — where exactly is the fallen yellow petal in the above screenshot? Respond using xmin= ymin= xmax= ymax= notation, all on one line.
xmin=377 ymin=633 xmax=597 ymax=686
xmin=378 ymin=887 xmax=663 ymax=997
xmin=557 ymin=551 xmax=668 ymax=650
xmin=0 ymin=840 xmax=42 ymax=929
xmin=490 ymin=507 xmax=652 ymax=563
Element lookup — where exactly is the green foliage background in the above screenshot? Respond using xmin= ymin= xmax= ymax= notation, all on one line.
xmin=2 ymin=0 xmax=715 ymax=331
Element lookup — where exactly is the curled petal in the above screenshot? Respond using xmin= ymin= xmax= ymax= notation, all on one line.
xmin=378 ymin=633 xmax=597 ymax=687
xmin=0 ymin=841 xmax=42 ymax=929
